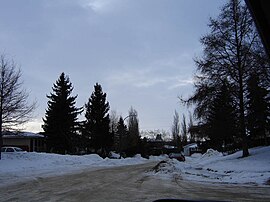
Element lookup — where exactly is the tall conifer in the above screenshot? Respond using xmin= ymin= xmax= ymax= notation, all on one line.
xmin=247 ymin=74 xmax=269 ymax=145
xmin=43 ymin=73 xmax=82 ymax=154
xmin=207 ymin=82 xmax=237 ymax=151
xmin=84 ymin=83 xmax=111 ymax=154
xmin=116 ymin=117 xmax=128 ymax=154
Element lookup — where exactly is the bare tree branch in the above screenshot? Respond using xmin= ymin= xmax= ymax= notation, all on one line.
xmin=0 ymin=54 xmax=36 ymax=159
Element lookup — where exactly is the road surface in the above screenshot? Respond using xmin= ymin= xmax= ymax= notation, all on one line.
xmin=1 ymin=162 xmax=270 ymax=202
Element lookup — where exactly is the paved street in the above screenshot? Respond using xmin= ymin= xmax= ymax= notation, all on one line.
xmin=1 ymin=162 xmax=270 ymax=202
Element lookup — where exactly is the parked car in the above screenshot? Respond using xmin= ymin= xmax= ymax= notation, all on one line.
xmin=1 ymin=146 xmax=26 ymax=153
xmin=168 ymin=153 xmax=185 ymax=162
xmin=108 ymin=151 xmax=121 ymax=159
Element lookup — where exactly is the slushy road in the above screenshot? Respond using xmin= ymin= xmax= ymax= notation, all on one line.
xmin=1 ymin=162 xmax=270 ymax=202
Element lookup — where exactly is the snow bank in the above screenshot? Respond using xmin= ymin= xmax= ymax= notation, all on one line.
xmin=0 ymin=152 xmax=150 ymax=187
xmin=190 ymin=153 xmax=202 ymax=158
xmin=149 ymin=146 xmax=270 ymax=185
xmin=1 ymin=146 xmax=269 ymax=187
xmin=151 ymin=159 xmax=181 ymax=176
xmin=149 ymin=154 xmax=168 ymax=161
xmin=202 ymin=149 xmax=223 ymax=158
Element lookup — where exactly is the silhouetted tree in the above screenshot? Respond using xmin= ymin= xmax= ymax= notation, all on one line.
xmin=115 ymin=116 xmax=129 ymax=154
xmin=247 ymin=73 xmax=269 ymax=145
xmin=181 ymin=114 xmax=187 ymax=145
xmin=206 ymin=81 xmax=237 ymax=151
xmin=84 ymin=83 xmax=111 ymax=155
xmin=0 ymin=55 xmax=36 ymax=159
xmin=109 ymin=110 xmax=119 ymax=134
xmin=188 ymin=111 xmax=195 ymax=142
xmin=188 ymin=0 xmax=269 ymax=157
xmin=171 ymin=110 xmax=181 ymax=147
xmin=109 ymin=110 xmax=119 ymax=150
xmin=127 ymin=107 xmax=140 ymax=155
xmin=43 ymin=73 xmax=82 ymax=154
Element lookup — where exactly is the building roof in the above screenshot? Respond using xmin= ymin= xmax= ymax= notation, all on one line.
xmin=2 ymin=131 xmax=44 ymax=139
xmin=163 ymin=145 xmax=176 ymax=149
xmin=183 ymin=143 xmax=197 ymax=149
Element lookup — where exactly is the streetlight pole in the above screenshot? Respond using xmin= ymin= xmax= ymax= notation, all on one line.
xmin=123 ymin=114 xmax=134 ymax=122
xmin=119 ymin=114 xmax=136 ymax=158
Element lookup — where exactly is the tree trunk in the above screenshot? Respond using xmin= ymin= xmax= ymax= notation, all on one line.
xmin=239 ymin=77 xmax=249 ymax=157
xmin=0 ymin=133 xmax=2 ymax=160
xmin=0 ymin=109 xmax=2 ymax=160
xmin=0 ymin=122 xmax=2 ymax=160
xmin=233 ymin=1 xmax=249 ymax=157
xmin=264 ymin=128 xmax=268 ymax=146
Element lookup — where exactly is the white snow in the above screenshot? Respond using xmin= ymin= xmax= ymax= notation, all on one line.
xmin=1 ymin=146 xmax=269 ymax=187
xmin=149 ymin=146 xmax=270 ymax=185
xmin=0 ymin=152 xmax=152 ymax=187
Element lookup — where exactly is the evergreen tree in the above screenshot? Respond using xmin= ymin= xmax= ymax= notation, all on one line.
xmin=206 ymin=82 xmax=237 ymax=151
xmin=43 ymin=73 xmax=82 ymax=154
xmin=127 ymin=107 xmax=140 ymax=155
xmin=115 ymin=116 xmax=129 ymax=154
xmin=84 ymin=83 xmax=111 ymax=155
xmin=247 ymin=73 xmax=269 ymax=145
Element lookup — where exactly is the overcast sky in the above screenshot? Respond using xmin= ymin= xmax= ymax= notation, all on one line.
xmin=0 ymin=0 xmax=224 ymax=133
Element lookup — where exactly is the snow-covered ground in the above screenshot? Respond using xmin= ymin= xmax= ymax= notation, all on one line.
xmin=149 ymin=146 xmax=270 ymax=185
xmin=1 ymin=146 xmax=269 ymax=187
xmin=0 ymin=152 xmax=165 ymax=187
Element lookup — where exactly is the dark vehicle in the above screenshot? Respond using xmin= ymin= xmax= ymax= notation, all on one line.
xmin=168 ymin=153 xmax=185 ymax=162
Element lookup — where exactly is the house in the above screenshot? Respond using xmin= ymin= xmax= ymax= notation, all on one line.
xmin=2 ymin=131 xmax=46 ymax=152
xmin=146 ymin=135 xmax=180 ymax=156
xmin=183 ymin=143 xmax=200 ymax=156
xmin=147 ymin=136 xmax=164 ymax=156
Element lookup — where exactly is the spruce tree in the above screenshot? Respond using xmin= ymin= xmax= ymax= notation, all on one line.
xmin=206 ymin=82 xmax=237 ymax=151
xmin=84 ymin=83 xmax=111 ymax=155
xmin=116 ymin=116 xmax=128 ymax=154
xmin=247 ymin=74 xmax=269 ymax=145
xmin=43 ymin=73 xmax=82 ymax=154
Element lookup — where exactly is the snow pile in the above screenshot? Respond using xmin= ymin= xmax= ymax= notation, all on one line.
xmin=149 ymin=154 xmax=168 ymax=161
xmin=0 ymin=152 xmax=149 ymax=186
xmin=190 ymin=153 xmax=202 ymax=158
xmin=201 ymin=149 xmax=223 ymax=158
xmin=150 ymin=146 xmax=270 ymax=185
xmin=190 ymin=148 xmax=224 ymax=165
xmin=103 ymin=154 xmax=148 ymax=166
xmin=152 ymin=160 xmax=175 ymax=173
xmin=148 ymin=159 xmax=185 ymax=182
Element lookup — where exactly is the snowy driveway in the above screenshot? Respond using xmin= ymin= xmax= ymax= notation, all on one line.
xmin=1 ymin=162 xmax=270 ymax=202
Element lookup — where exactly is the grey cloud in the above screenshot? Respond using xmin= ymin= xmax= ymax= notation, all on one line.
xmin=0 ymin=0 xmax=224 ymax=132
